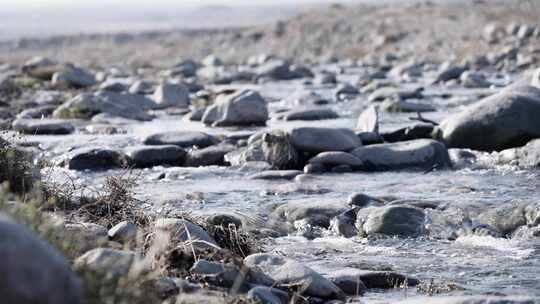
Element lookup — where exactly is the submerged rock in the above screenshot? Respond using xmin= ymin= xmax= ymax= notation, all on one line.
xmin=351 ymin=139 xmax=451 ymax=171
xmin=356 ymin=205 xmax=426 ymax=237
xmin=440 ymin=85 xmax=540 ymax=151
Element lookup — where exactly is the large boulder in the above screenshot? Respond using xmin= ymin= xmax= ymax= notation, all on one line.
xmin=244 ymin=253 xmax=344 ymax=299
xmin=440 ymin=85 xmax=540 ymax=151
xmin=202 ymin=90 xmax=268 ymax=127
xmin=356 ymin=205 xmax=426 ymax=237
xmin=53 ymin=91 xmax=155 ymax=121
xmin=0 ymin=213 xmax=83 ymax=304
xmin=289 ymin=127 xmax=362 ymax=154
xmin=351 ymin=139 xmax=451 ymax=171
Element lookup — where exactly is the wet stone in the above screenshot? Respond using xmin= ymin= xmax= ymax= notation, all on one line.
xmin=124 ymin=145 xmax=186 ymax=168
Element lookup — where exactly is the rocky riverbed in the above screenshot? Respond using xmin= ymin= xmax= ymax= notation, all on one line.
xmin=2 ymin=1 xmax=540 ymax=304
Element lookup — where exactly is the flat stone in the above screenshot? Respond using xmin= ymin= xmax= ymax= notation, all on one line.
xmin=351 ymin=139 xmax=451 ymax=171
xmin=124 ymin=145 xmax=186 ymax=168
xmin=249 ymin=170 xmax=303 ymax=180
xmin=12 ymin=118 xmax=75 ymax=135
xmin=309 ymin=151 xmax=364 ymax=168
xmin=144 ymin=131 xmax=218 ymax=148
xmin=289 ymin=127 xmax=362 ymax=153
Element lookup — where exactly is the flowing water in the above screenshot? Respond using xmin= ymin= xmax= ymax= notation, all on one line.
xmin=22 ymin=65 xmax=540 ymax=303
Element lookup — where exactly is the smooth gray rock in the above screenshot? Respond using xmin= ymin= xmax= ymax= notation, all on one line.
xmin=154 ymin=218 xmax=218 ymax=250
xmin=0 ymin=213 xmax=83 ymax=304
xmin=325 ymin=268 xmax=368 ymax=295
xmin=351 ymin=139 xmax=451 ymax=171
xmin=108 ymin=221 xmax=138 ymax=244
xmin=99 ymin=78 xmax=129 ymax=92
xmin=75 ymin=248 xmax=147 ymax=277
xmin=289 ymin=127 xmax=362 ymax=153
xmin=477 ymin=204 xmax=526 ymax=235
xmin=152 ymin=83 xmax=190 ymax=108
xmin=53 ymin=91 xmax=154 ymax=121
xmin=277 ymin=108 xmax=339 ymax=121
xmin=271 ymin=198 xmax=349 ymax=228
xmin=124 ymin=145 xmax=186 ymax=168
xmin=12 ymin=118 xmax=75 ymax=135
xmin=440 ymin=85 xmax=540 ymax=151
xmin=144 ymin=131 xmax=218 ymax=148
xmin=202 ymin=90 xmax=268 ymax=127
xmin=255 ymin=60 xmax=301 ymax=80
xmin=381 ymin=99 xmax=436 ymax=113
xmin=185 ymin=144 xmax=236 ymax=167
xmin=356 ymin=205 xmax=426 ymax=237
xmin=356 ymin=105 xmax=379 ymax=133
xmin=249 ymin=170 xmax=303 ymax=180
xmin=52 ymin=64 xmax=96 ymax=88
xmin=247 ymin=286 xmax=289 ymax=304
xmin=244 ymin=253 xmax=344 ymax=299
xmin=433 ymin=62 xmax=466 ymax=83
xmin=63 ymin=147 xmax=126 ymax=170
xmin=308 ymin=151 xmax=364 ymax=168
xmin=16 ymin=105 xmax=57 ymax=119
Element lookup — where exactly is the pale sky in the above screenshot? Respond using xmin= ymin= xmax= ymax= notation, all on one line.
xmin=4 ymin=0 xmax=327 ymax=10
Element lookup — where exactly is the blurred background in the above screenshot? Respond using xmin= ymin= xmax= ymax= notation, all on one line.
xmin=1 ymin=0 xmax=362 ymax=41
